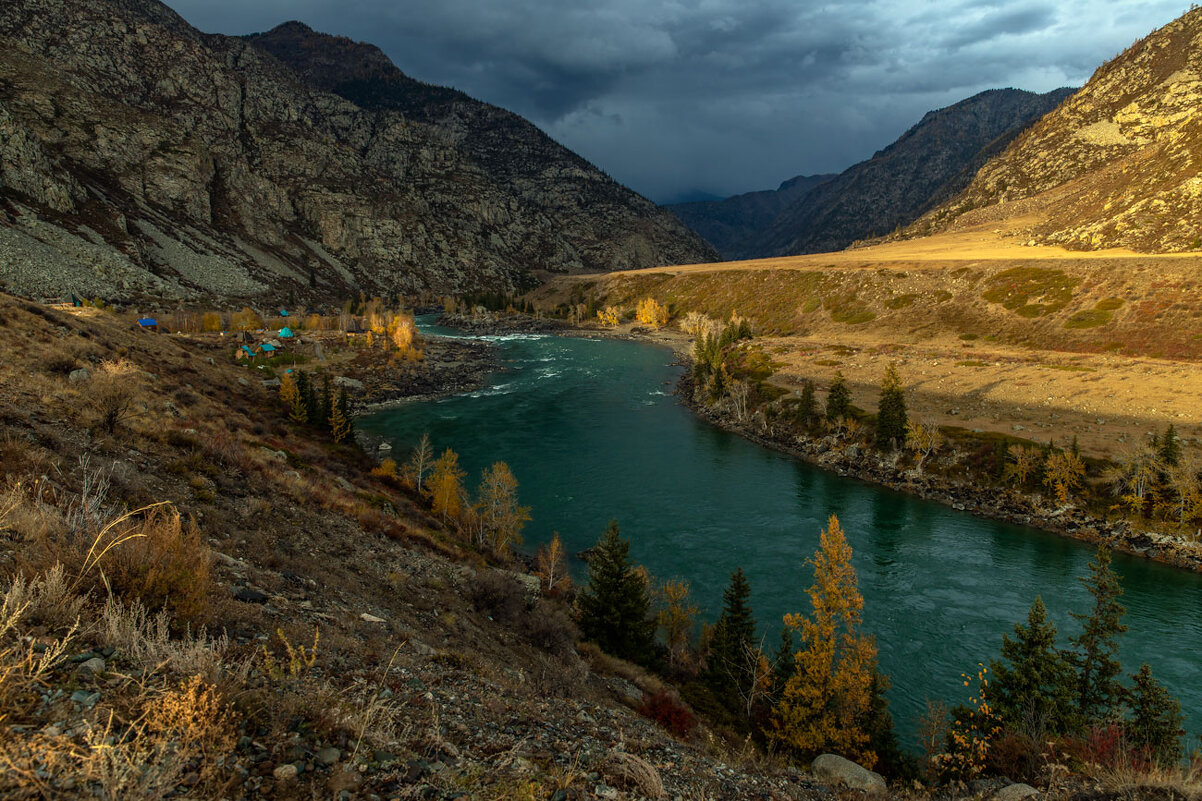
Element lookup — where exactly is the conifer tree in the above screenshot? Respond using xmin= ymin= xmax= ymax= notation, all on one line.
xmin=797 ymin=380 xmax=817 ymax=429
xmin=1126 ymin=663 xmax=1184 ymax=766
xmin=1068 ymin=546 xmax=1127 ymax=723
xmin=704 ymin=568 xmax=758 ymax=714
xmin=825 ymin=372 xmax=852 ymax=423
xmin=989 ymin=596 xmax=1076 ymax=734
xmin=329 ymin=396 xmax=352 ymax=443
xmin=1159 ymin=424 xmax=1181 ymax=467
xmin=875 ymin=363 xmax=907 ymax=451
xmin=577 ymin=520 xmax=655 ymax=665
xmin=772 ymin=515 xmax=882 ymax=767
xmin=278 ymin=372 xmax=298 ymax=409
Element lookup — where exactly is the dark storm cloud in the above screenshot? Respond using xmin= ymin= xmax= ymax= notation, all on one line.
xmin=163 ymin=0 xmax=1190 ymax=202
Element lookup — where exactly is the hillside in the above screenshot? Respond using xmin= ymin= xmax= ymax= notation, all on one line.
xmin=0 ymin=292 xmax=831 ymax=799
xmin=911 ymin=7 xmax=1202 ymax=253
xmin=734 ymin=88 xmax=1073 ymax=258
xmin=0 ymin=1 xmax=713 ymax=302
xmin=666 ymin=174 xmax=834 ymax=259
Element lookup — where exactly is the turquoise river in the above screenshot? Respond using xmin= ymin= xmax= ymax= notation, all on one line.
xmin=361 ymin=318 xmax=1202 ymax=743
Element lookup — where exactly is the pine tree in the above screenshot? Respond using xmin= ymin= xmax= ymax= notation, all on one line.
xmin=825 ymin=372 xmax=852 ymax=423
xmin=1068 ymin=546 xmax=1127 ymax=723
xmin=797 ymin=380 xmax=817 ymax=429
xmin=875 ymin=363 xmax=907 ymax=451
xmin=989 ymin=596 xmax=1077 ymax=735
xmin=1126 ymin=663 xmax=1184 ymax=766
xmin=703 ymin=568 xmax=758 ymax=715
xmin=576 ymin=520 xmax=656 ymax=665
xmin=1159 ymin=424 xmax=1181 ymax=467
xmin=771 ymin=515 xmax=883 ymax=767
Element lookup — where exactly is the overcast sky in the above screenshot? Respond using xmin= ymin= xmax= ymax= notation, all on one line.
xmin=163 ymin=0 xmax=1187 ymax=204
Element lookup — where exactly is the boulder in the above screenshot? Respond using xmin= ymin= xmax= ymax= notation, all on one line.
xmin=68 ymin=367 xmax=91 ymax=383
xmin=333 ymin=375 xmax=365 ymax=392
xmin=601 ymin=752 xmax=664 ymax=799
xmin=811 ymin=754 xmax=886 ymax=797
xmin=994 ymin=783 xmax=1039 ymax=801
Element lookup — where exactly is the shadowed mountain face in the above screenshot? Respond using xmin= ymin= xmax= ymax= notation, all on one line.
xmin=666 ymin=174 xmax=835 ymax=260
xmin=911 ymin=7 xmax=1202 ymax=254
xmin=0 ymin=5 xmax=714 ymax=301
xmin=673 ymin=88 xmax=1073 ymax=260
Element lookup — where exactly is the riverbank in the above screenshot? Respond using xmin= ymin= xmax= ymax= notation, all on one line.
xmin=438 ymin=310 xmax=1202 ymax=574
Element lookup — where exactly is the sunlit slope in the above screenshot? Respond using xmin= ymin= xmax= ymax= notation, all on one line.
xmin=531 ymin=227 xmax=1202 ymax=360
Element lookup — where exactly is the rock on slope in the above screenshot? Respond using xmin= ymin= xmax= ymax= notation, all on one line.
xmin=738 ymin=88 xmax=1073 ymax=258
xmin=666 ymin=173 xmax=835 ymax=260
xmin=911 ymin=7 xmax=1202 ymax=253
xmin=0 ymin=0 xmax=713 ymax=301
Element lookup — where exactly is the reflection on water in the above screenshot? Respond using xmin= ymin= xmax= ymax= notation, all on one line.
xmin=360 ymin=319 xmax=1202 ymax=742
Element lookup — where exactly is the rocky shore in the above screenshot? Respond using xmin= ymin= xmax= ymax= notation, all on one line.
xmin=679 ymin=377 xmax=1202 ymax=574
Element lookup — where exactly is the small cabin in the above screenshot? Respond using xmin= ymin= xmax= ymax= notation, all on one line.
xmin=136 ymin=317 xmax=158 ymax=332
xmin=345 ymin=319 xmax=366 ymax=336
xmin=235 ymin=345 xmax=257 ymax=360
xmin=259 ymin=343 xmax=278 ymax=357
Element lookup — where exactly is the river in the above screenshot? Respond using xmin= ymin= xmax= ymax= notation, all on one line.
xmin=359 ymin=318 xmax=1202 ymax=743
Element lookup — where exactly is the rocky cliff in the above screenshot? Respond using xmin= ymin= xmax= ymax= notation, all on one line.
xmin=910 ymin=7 xmax=1202 ymax=253
xmin=712 ymin=88 xmax=1073 ymax=258
xmin=0 ymin=1 xmax=714 ymax=301
xmin=666 ymin=173 xmax=834 ymax=259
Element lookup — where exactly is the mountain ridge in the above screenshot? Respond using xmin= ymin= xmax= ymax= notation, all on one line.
xmin=904 ymin=7 xmax=1202 ymax=253
xmin=671 ymin=87 xmax=1074 ymax=260
xmin=0 ymin=1 xmax=714 ymax=301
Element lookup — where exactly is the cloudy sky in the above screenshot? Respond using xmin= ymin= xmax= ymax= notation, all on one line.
xmin=163 ymin=0 xmax=1187 ymax=204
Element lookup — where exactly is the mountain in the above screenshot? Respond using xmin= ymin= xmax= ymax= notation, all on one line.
xmin=910 ymin=7 xmax=1202 ymax=253
xmin=728 ymin=88 xmax=1074 ymax=258
xmin=0 ymin=3 xmax=714 ymax=302
xmin=666 ymin=173 xmax=835 ymax=259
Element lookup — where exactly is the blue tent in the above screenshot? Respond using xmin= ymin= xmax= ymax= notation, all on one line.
xmin=278 ymin=327 xmax=294 ymax=338
xmin=279 ymin=309 xmax=290 ymax=317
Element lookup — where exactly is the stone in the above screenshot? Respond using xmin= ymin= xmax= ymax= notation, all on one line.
xmin=77 ymin=657 xmax=106 ymax=675
xmin=68 ymin=367 xmax=91 ymax=383
xmin=810 ymin=753 xmax=886 ymax=797
xmin=273 ymin=764 xmax=298 ymax=782
xmin=601 ymin=752 xmax=664 ymax=798
xmin=333 ymin=376 xmax=365 ymax=392
xmin=234 ymin=588 xmax=269 ymax=604
xmin=994 ymin=783 xmax=1040 ymax=801
xmin=315 ymin=747 xmax=340 ymax=766
xmin=359 ymin=612 xmax=386 ymax=624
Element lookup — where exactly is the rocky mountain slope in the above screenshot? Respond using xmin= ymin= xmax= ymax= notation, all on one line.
xmin=666 ymin=173 xmax=834 ymax=259
xmin=712 ymin=88 xmax=1073 ymax=258
xmin=909 ymin=7 xmax=1202 ymax=253
xmin=0 ymin=1 xmax=713 ymax=302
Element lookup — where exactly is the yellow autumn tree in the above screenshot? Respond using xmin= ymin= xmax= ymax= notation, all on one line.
xmin=472 ymin=461 xmax=531 ymax=556
xmin=596 ymin=306 xmax=621 ymax=326
xmin=1005 ymin=445 xmax=1044 ymax=487
xmin=201 ymin=311 xmax=223 ymax=332
xmin=428 ymin=448 xmax=466 ymax=523
xmin=535 ymin=532 xmax=571 ymax=595
xmin=657 ymin=579 xmax=699 ymax=671
xmin=1044 ymin=450 xmax=1086 ymax=504
xmin=772 ymin=515 xmax=880 ymax=767
xmin=635 ymin=297 xmax=669 ymax=328
xmin=329 ymin=402 xmax=351 ymax=444
xmin=278 ymin=372 xmax=298 ymax=409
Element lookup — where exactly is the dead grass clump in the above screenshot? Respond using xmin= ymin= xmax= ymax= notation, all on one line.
xmin=72 ymin=506 xmax=213 ymax=625
xmin=602 ymin=751 xmax=665 ymax=798
xmin=144 ymin=675 xmax=238 ymax=786
xmin=99 ymin=600 xmax=234 ymax=683
xmin=470 ymin=571 xmax=527 ymax=623
xmin=89 ymin=358 xmax=146 ymax=435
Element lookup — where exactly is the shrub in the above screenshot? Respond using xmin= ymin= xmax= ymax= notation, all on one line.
xmin=986 ymin=731 xmax=1042 ymax=784
xmin=469 ymin=571 xmax=527 ymax=623
xmin=521 ymin=601 xmax=577 ymax=658
xmin=638 ymin=688 xmax=696 ymax=738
